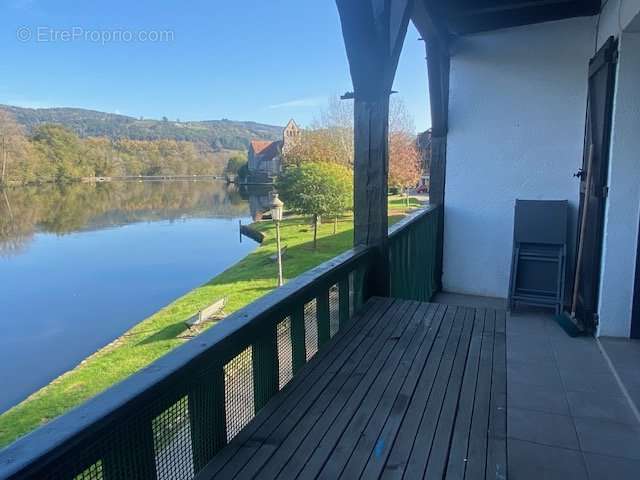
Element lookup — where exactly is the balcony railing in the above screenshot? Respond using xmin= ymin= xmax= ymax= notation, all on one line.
xmin=0 ymin=204 xmax=442 ymax=480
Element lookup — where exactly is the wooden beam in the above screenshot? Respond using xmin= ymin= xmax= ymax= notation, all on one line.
xmin=411 ymin=0 xmax=451 ymax=53
xmin=444 ymin=0 xmax=600 ymax=34
xmin=336 ymin=0 xmax=414 ymax=100
xmin=425 ymin=40 xmax=449 ymax=139
xmin=336 ymin=0 xmax=414 ymax=297
xmin=353 ymin=97 xmax=391 ymax=297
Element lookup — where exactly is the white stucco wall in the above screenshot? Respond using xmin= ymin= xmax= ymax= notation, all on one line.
xmin=443 ymin=17 xmax=595 ymax=298
xmin=597 ymin=0 xmax=640 ymax=48
xmin=597 ymin=32 xmax=640 ymax=337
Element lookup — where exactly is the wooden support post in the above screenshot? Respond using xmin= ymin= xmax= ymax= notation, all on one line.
xmin=428 ymin=135 xmax=446 ymax=205
xmin=424 ymin=40 xmax=450 ymax=293
xmin=317 ymin=289 xmax=331 ymax=348
xmin=252 ymin=326 xmax=279 ymax=412
xmin=424 ymin=35 xmax=450 ymax=207
xmin=290 ymin=304 xmax=307 ymax=374
xmin=354 ymin=96 xmax=391 ymax=298
xmin=189 ymin=366 xmax=227 ymax=472
xmin=336 ymin=0 xmax=414 ymax=299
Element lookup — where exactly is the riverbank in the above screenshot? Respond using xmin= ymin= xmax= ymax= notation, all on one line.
xmin=0 ymin=197 xmax=423 ymax=448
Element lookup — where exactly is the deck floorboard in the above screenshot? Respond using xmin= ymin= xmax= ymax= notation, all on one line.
xmin=198 ymin=299 xmax=507 ymax=480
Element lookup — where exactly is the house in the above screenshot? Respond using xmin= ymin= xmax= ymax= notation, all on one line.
xmin=247 ymin=119 xmax=300 ymax=179
xmin=3 ymin=2 xmax=640 ymax=479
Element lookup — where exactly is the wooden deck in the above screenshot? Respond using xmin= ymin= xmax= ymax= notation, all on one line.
xmin=196 ymin=297 xmax=507 ymax=480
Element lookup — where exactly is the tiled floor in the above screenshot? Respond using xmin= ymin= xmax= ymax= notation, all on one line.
xmin=435 ymin=292 xmax=640 ymax=480
xmin=600 ymin=338 xmax=640 ymax=412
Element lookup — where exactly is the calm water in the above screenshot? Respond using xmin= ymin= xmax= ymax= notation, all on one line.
xmin=0 ymin=181 xmax=265 ymax=413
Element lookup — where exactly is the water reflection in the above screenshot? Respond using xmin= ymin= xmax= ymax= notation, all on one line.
xmin=243 ymin=184 xmax=277 ymax=222
xmin=0 ymin=180 xmax=253 ymax=257
xmin=0 ymin=180 xmax=270 ymax=412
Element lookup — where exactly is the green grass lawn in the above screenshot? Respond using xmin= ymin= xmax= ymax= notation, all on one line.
xmin=0 ymin=198 xmax=421 ymax=448
xmin=388 ymin=195 xmax=422 ymax=210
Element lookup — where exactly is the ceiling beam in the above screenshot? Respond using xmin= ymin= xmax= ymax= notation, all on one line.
xmin=445 ymin=0 xmax=601 ymax=34
xmin=450 ymin=0 xmax=578 ymax=17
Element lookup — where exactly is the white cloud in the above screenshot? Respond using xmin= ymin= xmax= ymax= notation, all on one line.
xmin=267 ymin=96 xmax=325 ymax=110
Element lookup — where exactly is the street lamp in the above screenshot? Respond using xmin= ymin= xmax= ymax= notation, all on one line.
xmin=271 ymin=193 xmax=284 ymax=287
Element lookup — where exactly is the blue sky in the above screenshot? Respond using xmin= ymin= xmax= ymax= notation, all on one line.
xmin=0 ymin=0 xmax=431 ymax=131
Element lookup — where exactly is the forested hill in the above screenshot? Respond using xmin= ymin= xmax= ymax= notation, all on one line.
xmin=0 ymin=105 xmax=282 ymax=150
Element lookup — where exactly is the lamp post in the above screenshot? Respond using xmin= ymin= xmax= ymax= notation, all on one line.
xmin=271 ymin=193 xmax=284 ymax=287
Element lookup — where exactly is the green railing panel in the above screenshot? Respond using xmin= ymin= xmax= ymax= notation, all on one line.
xmin=389 ymin=205 xmax=442 ymax=302
xmin=338 ymin=278 xmax=350 ymax=328
xmin=252 ymin=326 xmax=279 ymax=413
xmin=188 ymin=366 xmax=226 ymax=472
xmin=316 ymin=289 xmax=331 ymax=348
xmin=290 ymin=304 xmax=307 ymax=375
xmin=103 ymin=417 xmax=156 ymax=480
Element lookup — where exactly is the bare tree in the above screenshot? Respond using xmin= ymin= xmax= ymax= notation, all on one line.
xmin=282 ymin=95 xmax=419 ymax=182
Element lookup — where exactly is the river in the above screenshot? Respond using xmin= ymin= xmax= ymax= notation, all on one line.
xmin=0 ymin=180 xmax=269 ymax=413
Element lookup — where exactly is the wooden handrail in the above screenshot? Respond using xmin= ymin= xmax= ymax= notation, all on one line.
xmin=388 ymin=203 xmax=439 ymax=239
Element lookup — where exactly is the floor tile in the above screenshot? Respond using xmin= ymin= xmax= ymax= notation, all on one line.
xmin=584 ymin=453 xmax=640 ymax=480
xmin=600 ymin=339 xmax=640 ymax=367
xmin=507 ymin=439 xmax=588 ymax=480
xmin=574 ymin=417 xmax=640 ymax=460
xmin=546 ymin=321 xmax=575 ymax=340
xmin=554 ymin=353 xmax=611 ymax=374
xmin=507 ymin=318 xmax=550 ymax=337
xmin=508 ymin=381 xmax=570 ymax=415
xmin=615 ymin=368 xmax=640 ymax=391
xmin=559 ymin=369 xmax=620 ymax=394
xmin=508 ymin=359 xmax=564 ymax=390
xmin=626 ymin=387 xmax=640 ymax=409
xmin=566 ymin=391 xmax=636 ymax=424
xmin=508 ymin=338 xmax=555 ymax=365
xmin=508 ymin=407 xmax=579 ymax=449
xmin=552 ymin=340 xmax=604 ymax=359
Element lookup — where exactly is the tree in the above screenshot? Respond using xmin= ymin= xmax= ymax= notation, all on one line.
xmin=277 ymin=162 xmax=353 ymax=249
xmin=282 ymin=96 xmax=353 ymax=168
xmin=0 ymin=111 xmax=34 ymax=185
xmin=388 ymin=131 xmax=422 ymax=198
xmin=282 ymin=95 xmax=421 ymax=187
xmin=283 ymin=128 xmax=352 ymax=168
xmin=226 ymin=153 xmax=248 ymax=174
xmin=31 ymin=124 xmax=91 ymax=182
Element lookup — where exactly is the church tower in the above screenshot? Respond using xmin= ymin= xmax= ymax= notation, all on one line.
xmin=282 ymin=119 xmax=300 ymax=154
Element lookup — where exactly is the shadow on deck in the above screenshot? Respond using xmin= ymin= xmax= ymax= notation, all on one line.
xmin=195 ymin=297 xmax=507 ymax=479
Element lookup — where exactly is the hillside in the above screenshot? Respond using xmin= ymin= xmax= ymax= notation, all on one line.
xmin=0 ymin=105 xmax=282 ymax=150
